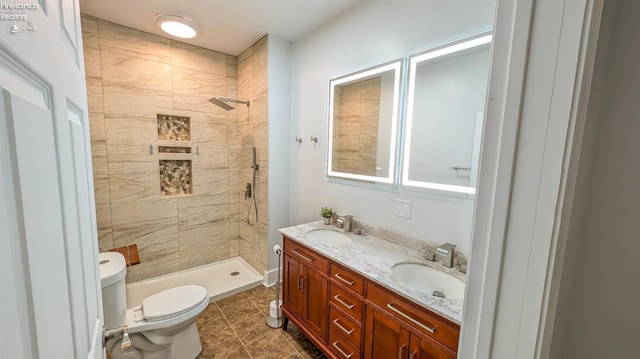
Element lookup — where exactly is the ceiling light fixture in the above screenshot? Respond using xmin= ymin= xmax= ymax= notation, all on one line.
xmin=154 ymin=14 xmax=200 ymax=39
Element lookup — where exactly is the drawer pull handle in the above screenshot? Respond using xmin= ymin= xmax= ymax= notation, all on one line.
xmin=334 ymin=273 xmax=355 ymax=286
xmin=332 ymin=341 xmax=353 ymax=358
xmin=297 ymin=275 xmax=302 ymax=290
xmin=293 ymin=249 xmax=314 ymax=262
xmin=410 ymin=350 xmax=418 ymax=359
xmin=333 ymin=318 xmax=354 ymax=335
xmin=386 ymin=303 xmax=436 ymax=334
xmin=333 ymin=294 xmax=355 ymax=309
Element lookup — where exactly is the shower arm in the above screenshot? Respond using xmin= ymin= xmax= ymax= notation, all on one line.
xmin=219 ymin=97 xmax=250 ymax=106
xmin=208 ymin=96 xmax=250 ymax=111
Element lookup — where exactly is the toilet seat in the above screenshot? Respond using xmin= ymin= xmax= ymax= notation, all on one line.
xmin=125 ymin=285 xmax=209 ymax=334
xmin=143 ymin=285 xmax=207 ymax=322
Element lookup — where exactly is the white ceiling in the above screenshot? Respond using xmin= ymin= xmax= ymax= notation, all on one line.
xmin=79 ymin=0 xmax=366 ymax=55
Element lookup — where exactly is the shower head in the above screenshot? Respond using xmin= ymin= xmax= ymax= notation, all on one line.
xmin=208 ymin=97 xmax=250 ymax=111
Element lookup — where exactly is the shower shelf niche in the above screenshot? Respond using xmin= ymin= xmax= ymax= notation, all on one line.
xmin=159 ymin=159 xmax=192 ymax=196
xmin=156 ymin=114 xmax=193 ymax=197
xmin=157 ymin=114 xmax=191 ymax=141
xmin=158 ymin=146 xmax=192 ymax=154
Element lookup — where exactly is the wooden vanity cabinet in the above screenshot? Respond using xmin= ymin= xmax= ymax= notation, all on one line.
xmin=281 ymin=235 xmax=460 ymax=359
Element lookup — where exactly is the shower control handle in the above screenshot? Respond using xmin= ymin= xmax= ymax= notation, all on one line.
xmin=244 ymin=183 xmax=252 ymax=199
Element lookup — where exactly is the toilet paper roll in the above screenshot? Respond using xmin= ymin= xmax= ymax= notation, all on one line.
xmin=273 ymin=244 xmax=282 ymax=255
xmin=269 ymin=299 xmax=282 ymax=318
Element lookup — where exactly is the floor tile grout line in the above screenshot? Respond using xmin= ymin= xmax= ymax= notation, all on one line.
xmin=246 ymin=290 xmax=304 ymax=357
xmin=215 ymin=301 xmax=255 ymax=358
xmin=239 ymin=289 xmax=306 ymax=359
xmin=203 ymin=290 xmax=317 ymax=359
xmin=242 ymin=293 xmax=299 ymax=358
xmin=200 ymin=303 xmax=247 ymax=358
xmin=277 ymin=329 xmax=308 ymax=359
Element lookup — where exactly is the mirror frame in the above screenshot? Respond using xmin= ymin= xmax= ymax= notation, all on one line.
xmin=327 ymin=59 xmax=404 ymax=184
xmin=401 ymin=34 xmax=492 ymax=196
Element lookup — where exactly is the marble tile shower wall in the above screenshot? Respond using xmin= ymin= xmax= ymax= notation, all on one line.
xmin=237 ymin=37 xmax=269 ymax=275
xmin=82 ymin=15 xmax=249 ymax=282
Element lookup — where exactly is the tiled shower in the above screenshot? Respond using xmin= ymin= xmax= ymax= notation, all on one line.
xmin=82 ymin=15 xmax=269 ymax=282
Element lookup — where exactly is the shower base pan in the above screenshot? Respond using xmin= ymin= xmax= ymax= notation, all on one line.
xmin=125 ymin=256 xmax=264 ymax=308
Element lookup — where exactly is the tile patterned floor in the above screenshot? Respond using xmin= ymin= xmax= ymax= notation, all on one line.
xmin=196 ymin=285 xmax=327 ymax=359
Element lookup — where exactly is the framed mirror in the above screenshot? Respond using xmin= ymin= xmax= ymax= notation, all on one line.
xmin=401 ymin=34 xmax=492 ymax=196
xmin=327 ymin=60 xmax=403 ymax=184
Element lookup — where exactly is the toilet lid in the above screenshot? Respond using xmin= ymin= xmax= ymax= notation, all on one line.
xmin=142 ymin=285 xmax=208 ymax=322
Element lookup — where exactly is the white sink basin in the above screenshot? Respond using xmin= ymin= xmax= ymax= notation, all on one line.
xmin=391 ymin=263 xmax=465 ymax=299
xmin=305 ymin=229 xmax=352 ymax=245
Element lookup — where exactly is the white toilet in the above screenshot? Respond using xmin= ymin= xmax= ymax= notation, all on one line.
xmin=99 ymin=252 xmax=210 ymax=359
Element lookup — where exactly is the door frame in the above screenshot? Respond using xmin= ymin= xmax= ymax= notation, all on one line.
xmin=460 ymin=0 xmax=603 ymax=357
xmin=0 ymin=1 xmax=103 ymax=357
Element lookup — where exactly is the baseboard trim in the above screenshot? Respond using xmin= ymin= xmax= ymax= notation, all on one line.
xmin=263 ymin=267 xmax=282 ymax=287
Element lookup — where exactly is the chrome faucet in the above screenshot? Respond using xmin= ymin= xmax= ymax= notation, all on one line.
xmin=335 ymin=215 xmax=353 ymax=232
xmin=435 ymin=243 xmax=456 ymax=268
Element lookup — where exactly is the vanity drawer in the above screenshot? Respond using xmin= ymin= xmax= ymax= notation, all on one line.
xmin=329 ymin=328 xmax=361 ymax=359
xmin=330 ymin=263 xmax=364 ymax=295
xmin=330 ymin=282 xmax=363 ymax=323
xmin=329 ymin=305 xmax=362 ymax=348
xmin=366 ymin=282 xmax=460 ymax=351
xmin=283 ymin=237 xmax=328 ymax=274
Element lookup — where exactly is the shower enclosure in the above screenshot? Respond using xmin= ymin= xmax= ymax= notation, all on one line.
xmin=83 ymin=15 xmax=271 ymax=284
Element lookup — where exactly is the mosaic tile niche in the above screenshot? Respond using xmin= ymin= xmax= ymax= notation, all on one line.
xmin=157 ymin=114 xmax=192 ymax=196
xmin=159 ymin=160 xmax=192 ymax=196
xmin=157 ymin=114 xmax=191 ymax=141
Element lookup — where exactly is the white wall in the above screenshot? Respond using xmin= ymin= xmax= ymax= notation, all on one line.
xmin=267 ymin=36 xmax=292 ymax=272
xmin=289 ymin=0 xmax=495 ymax=251
xmin=553 ymin=1 xmax=640 ymax=357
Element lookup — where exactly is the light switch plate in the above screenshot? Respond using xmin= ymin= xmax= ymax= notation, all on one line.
xmin=395 ymin=199 xmax=412 ymax=219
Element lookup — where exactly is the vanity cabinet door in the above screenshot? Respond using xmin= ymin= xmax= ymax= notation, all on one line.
xmin=301 ymin=265 xmax=329 ymax=340
xmin=283 ymin=254 xmax=304 ymax=318
xmin=364 ymin=305 xmax=455 ymax=359
xmin=282 ymin=244 xmax=329 ymax=342
xmin=282 ymin=236 xmax=330 ymax=347
xmin=408 ymin=334 xmax=456 ymax=359
xmin=364 ymin=305 xmax=411 ymax=359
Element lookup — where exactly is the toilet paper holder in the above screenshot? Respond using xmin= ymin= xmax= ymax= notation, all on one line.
xmin=266 ymin=244 xmax=283 ymax=328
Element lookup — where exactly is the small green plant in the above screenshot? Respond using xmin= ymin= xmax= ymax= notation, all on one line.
xmin=320 ymin=207 xmax=335 ymax=218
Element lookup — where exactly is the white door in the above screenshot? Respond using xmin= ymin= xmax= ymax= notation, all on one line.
xmin=0 ymin=1 xmax=103 ymax=358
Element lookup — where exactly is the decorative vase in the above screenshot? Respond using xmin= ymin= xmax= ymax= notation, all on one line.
xmin=323 ymin=217 xmax=331 ymax=225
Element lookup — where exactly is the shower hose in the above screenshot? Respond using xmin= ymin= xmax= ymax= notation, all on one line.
xmin=247 ymin=153 xmax=258 ymax=226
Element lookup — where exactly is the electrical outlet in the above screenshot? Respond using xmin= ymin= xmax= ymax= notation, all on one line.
xmin=395 ymin=199 xmax=412 ymax=219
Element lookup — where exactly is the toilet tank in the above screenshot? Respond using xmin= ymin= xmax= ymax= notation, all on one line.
xmin=99 ymin=252 xmax=127 ymax=330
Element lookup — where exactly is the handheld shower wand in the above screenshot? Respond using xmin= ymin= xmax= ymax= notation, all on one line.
xmin=247 ymin=147 xmax=258 ymax=226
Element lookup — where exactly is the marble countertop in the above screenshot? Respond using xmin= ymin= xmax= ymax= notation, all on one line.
xmin=279 ymin=221 xmax=466 ymax=324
